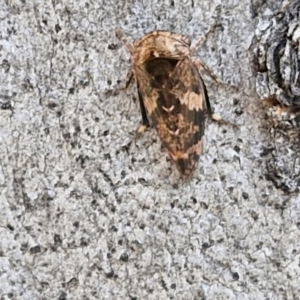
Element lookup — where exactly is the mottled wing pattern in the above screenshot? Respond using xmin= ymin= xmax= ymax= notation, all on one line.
xmin=135 ymin=57 xmax=209 ymax=176
xmin=168 ymin=57 xmax=208 ymax=175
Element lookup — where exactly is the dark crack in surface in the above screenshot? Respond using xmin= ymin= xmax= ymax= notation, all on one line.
xmin=252 ymin=0 xmax=300 ymax=193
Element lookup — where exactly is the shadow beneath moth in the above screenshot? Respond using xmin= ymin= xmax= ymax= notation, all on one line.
xmin=109 ymin=29 xmax=223 ymax=177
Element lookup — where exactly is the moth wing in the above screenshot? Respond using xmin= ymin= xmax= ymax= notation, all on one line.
xmin=166 ymin=57 xmax=209 ymax=175
xmin=134 ymin=58 xmax=209 ymax=176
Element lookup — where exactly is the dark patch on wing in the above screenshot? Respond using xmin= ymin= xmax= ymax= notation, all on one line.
xmin=139 ymin=57 xmax=208 ymax=175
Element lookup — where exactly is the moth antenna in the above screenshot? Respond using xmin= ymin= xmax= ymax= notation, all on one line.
xmin=193 ymin=58 xmax=239 ymax=91
xmin=115 ymin=28 xmax=135 ymax=54
xmin=191 ymin=36 xmax=207 ymax=55
xmin=191 ymin=23 xmax=221 ymax=55
xmin=193 ymin=58 xmax=222 ymax=84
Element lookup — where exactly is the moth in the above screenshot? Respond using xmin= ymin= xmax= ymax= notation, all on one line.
xmin=110 ymin=29 xmax=221 ymax=176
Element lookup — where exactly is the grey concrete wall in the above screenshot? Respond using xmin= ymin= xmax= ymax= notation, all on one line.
xmin=0 ymin=0 xmax=299 ymax=299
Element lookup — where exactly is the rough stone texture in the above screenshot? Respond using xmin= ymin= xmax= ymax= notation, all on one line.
xmin=252 ymin=0 xmax=300 ymax=194
xmin=254 ymin=0 xmax=300 ymax=106
xmin=0 ymin=0 xmax=299 ymax=299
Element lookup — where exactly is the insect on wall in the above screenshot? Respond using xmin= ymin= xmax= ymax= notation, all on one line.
xmin=106 ymin=27 xmax=228 ymax=177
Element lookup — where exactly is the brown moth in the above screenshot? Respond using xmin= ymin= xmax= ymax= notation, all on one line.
xmin=112 ymin=29 xmax=219 ymax=176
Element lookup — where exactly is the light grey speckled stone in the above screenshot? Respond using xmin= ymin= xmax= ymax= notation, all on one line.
xmin=0 ymin=0 xmax=299 ymax=299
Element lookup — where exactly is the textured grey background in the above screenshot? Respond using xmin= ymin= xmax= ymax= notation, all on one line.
xmin=0 ymin=0 xmax=299 ymax=299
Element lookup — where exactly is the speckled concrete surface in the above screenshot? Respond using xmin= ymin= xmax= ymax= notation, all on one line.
xmin=0 ymin=0 xmax=299 ymax=299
